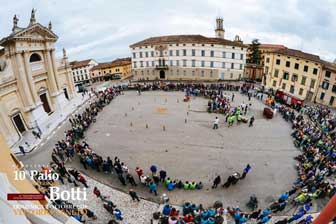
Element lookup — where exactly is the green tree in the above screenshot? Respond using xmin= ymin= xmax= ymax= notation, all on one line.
xmin=248 ymin=39 xmax=261 ymax=65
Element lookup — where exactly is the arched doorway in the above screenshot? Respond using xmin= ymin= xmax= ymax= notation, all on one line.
xmin=11 ymin=113 xmax=26 ymax=134
xmin=40 ymin=93 xmax=51 ymax=114
xmin=160 ymin=70 xmax=165 ymax=79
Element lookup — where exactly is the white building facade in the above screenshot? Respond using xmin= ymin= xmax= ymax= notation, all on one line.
xmin=70 ymin=59 xmax=98 ymax=85
xmin=130 ymin=18 xmax=247 ymax=81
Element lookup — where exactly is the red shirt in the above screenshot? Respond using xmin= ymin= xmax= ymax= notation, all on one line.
xmin=135 ymin=168 xmax=143 ymax=176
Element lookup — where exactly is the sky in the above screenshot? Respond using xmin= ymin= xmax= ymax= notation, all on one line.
xmin=0 ymin=0 xmax=335 ymax=63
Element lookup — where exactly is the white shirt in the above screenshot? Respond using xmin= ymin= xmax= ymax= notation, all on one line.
xmin=214 ymin=118 xmax=219 ymax=124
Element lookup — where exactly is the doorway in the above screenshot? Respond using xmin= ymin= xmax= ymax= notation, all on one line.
xmin=330 ymin=96 xmax=335 ymax=106
xmin=63 ymin=88 xmax=69 ymax=100
xmin=159 ymin=70 xmax=165 ymax=79
xmin=40 ymin=93 xmax=51 ymax=114
xmin=12 ymin=113 xmax=26 ymax=134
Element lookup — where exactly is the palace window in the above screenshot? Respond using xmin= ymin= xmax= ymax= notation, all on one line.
xmin=292 ymin=74 xmax=298 ymax=82
xmin=325 ymin=70 xmax=331 ymax=78
xmin=210 ymin=61 xmax=214 ymax=68
xmin=192 ymin=60 xmax=196 ymax=67
xmin=139 ymin=52 xmax=143 ymax=58
xmin=192 ymin=49 xmax=196 ymax=56
xmin=29 ymin=53 xmax=42 ymax=62
xmin=320 ymin=92 xmax=325 ymax=100
xmin=310 ymin=79 xmax=316 ymax=89
xmin=151 ymin=51 xmax=154 ymax=57
xmin=301 ymin=76 xmax=307 ymax=85
xmin=133 ymin=53 xmax=136 ymax=59
xmin=183 ymin=49 xmax=187 ymax=56
xmin=304 ymin=65 xmax=308 ymax=72
xmin=276 ymin=59 xmax=281 ymax=65
xmin=201 ymin=50 xmax=205 ymax=57
xmin=176 ymin=50 xmax=179 ymax=56
xmin=239 ymin=64 xmax=243 ymax=70
xmin=222 ymin=52 xmax=226 ymax=58
xmin=222 ymin=62 xmax=225 ymax=68
xmin=283 ymin=72 xmax=289 ymax=80
xmin=273 ymin=80 xmax=277 ymax=87
xmin=282 ymin=83 xmax=286 ymax=90
xmin=313 ymin=68 xmax=318 ymax=75
xmin=274 ymin=69 xmax=279 ymax=77
xmin=322 ymin=81 xmax=329 ymax=90
xmin=145 ymin=52 xmax=148 ymax=57
xmin=169 ymin=50 xmax=173 ymax=56
xmin=299 ymin=88 xmax=303 ymax=95
xmin=231 ymin=63 xmax=234 ymax=69
xmin=286 ymin=61 xmax=290 ymax=68
xmin=290 ymin=85 xmax=295 ymax=94
xmin=176 ymin=60 xmax=180 ymax=66
xmin=231 ymin=53 xmax=235 ymax=59
xmin=183 ymin=60 xmax=187 ymax=67
xmin=294 ymin=63 xmax=299 ymax=70
xmin=210 ymin=51 xmax=214 ymax=57
xmin=332 ymin=84 xmax=336 ymax=93
xmin=201 ymin=61 xmax=205 ymax=67
xmin=266 ymin=58 xmax=270 ymax=63
xmin=240 ymin=54 xmax=243 ymax=60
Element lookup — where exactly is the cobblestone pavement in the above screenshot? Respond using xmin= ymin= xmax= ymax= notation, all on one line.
xmin=58 ymin=173 xmax=159 ymax=224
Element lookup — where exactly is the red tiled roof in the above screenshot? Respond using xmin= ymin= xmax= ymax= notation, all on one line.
xmin=70 ymin=59 xmax=93 ymax=69
xmin=129 ymin=35 xmax=247 ymax=48
xmin=321 ymin=60 xmax=336 ymax=72
xmin=259 ymin=44 xmax=287 ymax=50
xmin=271 ymin=48 xmax=321 ymax=63
xmin=91 ymin=58 xmax=131 ymax=71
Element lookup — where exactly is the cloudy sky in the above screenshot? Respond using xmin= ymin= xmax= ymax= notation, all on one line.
xmin=1 ymin=0 xmax=335 ymax=63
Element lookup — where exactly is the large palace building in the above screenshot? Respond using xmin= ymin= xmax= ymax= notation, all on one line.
xmin=0 ymin=10 xmax=76 ymax=146
xmin=130 ymin=18 xmax=247 ymax=81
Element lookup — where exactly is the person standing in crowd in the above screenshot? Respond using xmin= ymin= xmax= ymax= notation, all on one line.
xmin=126 ymin=173 xmax=137 ymax=186
xmin=129 ymin=189 xmax=140 ymax=202
xmin=241 ymin=164 xmax=252 ymax=179
xmin=19 ymin=145 xmax=25 ymax=155
xmin=212 ymin=175 xmax=221 ymax=189
xmin=232 ymin=93 xmax=235 ymax=102
xmin=149 ymin=182 xmax=158 ymax=196
xmin=78 ymin=174 xmax=89 ymax=188
xmin=249 ymin=116 xmax=255 ymax=127
xmin=159 ymin=169 xmax=167 ymax=182
xmin=150 ymin=165 xmax=157 ymax=176
xmin=213 ymin=117 xmax=219 ymax=129
xmin=135 ymin=167 xmax=143 ymax=180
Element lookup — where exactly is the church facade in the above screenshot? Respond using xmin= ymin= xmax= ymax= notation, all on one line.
xmin=0 ymin=10 xmax=76 ymax=146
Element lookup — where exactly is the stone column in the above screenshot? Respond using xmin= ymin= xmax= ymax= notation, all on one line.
xmin=43 ymin=50 xmax=58 ymax=95
xmin=15 ymin=52 xmax=35 ymax=108
xmin=23 ymin=51 xmax=40 ymax=104
xmin=50 ymin=49 xmax=60 ymax=90
xmin=0 ymin=101 xmax=17 ymax=146
xmin=63 ymin=59 xmax=76 ymax=98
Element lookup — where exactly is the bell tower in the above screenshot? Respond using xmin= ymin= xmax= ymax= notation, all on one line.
xmin=215 ymin=17 xmax=225 ymax=39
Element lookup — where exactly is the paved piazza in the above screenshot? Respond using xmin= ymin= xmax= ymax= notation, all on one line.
xmin=83 ymin=90 xmax=299 ymax=208
xmin=21 ymin=90 xmax=300 ymax=210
